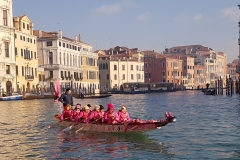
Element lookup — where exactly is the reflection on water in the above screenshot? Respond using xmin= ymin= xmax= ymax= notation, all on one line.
xmin=0 ymin=91 xmax=240 ymax=159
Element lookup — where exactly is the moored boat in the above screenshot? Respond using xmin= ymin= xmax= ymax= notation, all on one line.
xmin=203 ymin=89 xmax=215 ymax=95
xmin=0 ymin=93 xmax=23 ymax=101
xmin=53 ymin=112 xmax=176 ymax=133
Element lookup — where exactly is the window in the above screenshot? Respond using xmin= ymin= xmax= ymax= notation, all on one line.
xmin=122 ymin=65 xmax=125 ymax=70
xmin=35 ymin=68 xmax=37 ymax=77
xmin=23 ymin=22 xmax=25 ymax=29
xmin=31 ymin=51 xmax=33 ymax=59
xmin=23 ymin=36 xmax=25 ymax=41
xmin=63 ymin=43 xmax=65 ymax=47
xmin=15 ymin=47 xmax=18 ymax=56
xmin=22 ymin=66 xmax=24 ymax=76
xmin=3 ymin=10 xmax=7 ymax=26
xmin=49 ymin=52 xmax=53 ymax=64
xmin=34 ymin=40 xmax=35 ymax=44
xmin=162 ymin=62 xmax=165 ymax=68
xmin=107 ymin=74 xmax=109 ymax=80
xmin=21 ymin=49 xmax=23 ymax=57
xmin=6 ymin=65 xmax=10 ymax=74
xmin=16 ymin=66 xmax=18 ymax=76
xmin=59 ymin=42 xmax=61 ymax=46
xmin=5 ymin=42 xmax=9 ymax=57
xmin=131 ymin=65 xmax=133 ymax=70
xmin=34 ymin=52 xmax=36 ymax=59
xmin=20 ymin=35 xmax=22 ymax=40
xmin=46 ymin=41 xmax=52 ymax=46
xmin=66 ymin=44 xmax=69 ymax=48
xmin=106 ymin=63 xmax=108 ymax=69
xmin=14 ymin=34 xmax=17 ymax=39
xmin=27 ymin=24 xmax=29 ymax=30
xmin=49 ymin=71 xmax=53 ymax=78
xmin=114 ymin=74 xmax=117 ymax=80
xmin=122 ymin=74 xmax=125 ymax=80
xmin=114 ymin=65 xmax=117 ymax=70
xmin=131 ymin=74 xmax=134 ymax=80
xmin=78 ymin=47 xmax=80 ymax=51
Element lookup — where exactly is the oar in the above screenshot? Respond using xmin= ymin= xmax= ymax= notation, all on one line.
xmin=75 ymin=118 xmax=101 ymax=133
xmin=47 ymin=118 xmax=68 ymax=128
xmin=62 ymin=121 xmax=80 ymax=132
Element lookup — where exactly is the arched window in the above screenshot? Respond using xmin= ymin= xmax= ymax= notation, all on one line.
xmin=114 ymin=74 xmax=117 ymax=80
xmin=106 ymin=63 xmax=108 ymax=69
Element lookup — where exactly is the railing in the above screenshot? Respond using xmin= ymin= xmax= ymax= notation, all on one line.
xmin=25 ymin=75 xmax=34 ymax=80
xmin=41 ymin=64 xmax=83 ymax=71
xmin=173 ymin=66 xmax=178 ymax=70
xmin=173 ymin=76 xmax=179 ymax=79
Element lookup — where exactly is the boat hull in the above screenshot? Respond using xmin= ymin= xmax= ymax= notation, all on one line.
xmin=0 ymin=95 xmax=23 ymax=101
xmin=53 ymin=116 xmax=175 ymax=133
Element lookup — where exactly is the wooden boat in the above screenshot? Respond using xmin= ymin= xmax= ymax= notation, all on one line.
xmin=76 ymin=94 xmax=112 ymax=99
xmin=53 ymin=112 xmax=176 ymax=133
xmin=123 ymin=87 xmax=146 ymax=94
xmin=0 ymin=93 xmax=23 ymax=101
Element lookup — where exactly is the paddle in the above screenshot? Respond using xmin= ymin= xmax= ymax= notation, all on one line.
xmin=47 ymin=118 xmax=68 ymax=129
xmin=62 ymin=121 xmax=79 ymax=132
xmin=75 ymin=118 xmax=101 ymax=133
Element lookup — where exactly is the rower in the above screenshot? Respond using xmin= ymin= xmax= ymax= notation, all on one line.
xmin=118 ymin=105 xmax=131 ymax=122
xmin=60 ymin=104 xmax=73 ymax=121
xmin=103 ymin=103 xmax=119 ymax=124
xmin=75 ymin=106 xmax=91 ymax=123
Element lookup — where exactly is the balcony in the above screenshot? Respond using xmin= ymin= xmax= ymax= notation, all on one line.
xmin=173 ymin=76 xmax=179 ymax=79
xmin=173 ymin=66 xmax=178 ymax=70
xmin=25 ymin=75 xmax=34 ymax=81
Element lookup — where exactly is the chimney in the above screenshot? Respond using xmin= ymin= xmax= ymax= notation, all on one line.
xmin=39 ymin=30 xmax=42 ymax=38
xmin=78 ymin=34 xmax=81 ymax=41
xmin=75 ymin=35 xmax=78 ymax=41
xmin=59 ymin=30 xmax=62 ymax=38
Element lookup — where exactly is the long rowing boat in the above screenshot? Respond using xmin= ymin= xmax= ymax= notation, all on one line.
xmin=53 ymin=112 xmax=176 ymax=133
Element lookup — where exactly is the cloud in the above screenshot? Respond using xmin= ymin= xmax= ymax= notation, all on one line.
xmin=194 ymin=13 xmax=202 ymax=20
xmin=174 ymin=13 xmax=189 ymax=22
xmin=221 ymin=7 xmax=239 ymax=21
xmin=136 ymin=12 xmax=150 ymax=22
xmin=92 ymin=1 xmax=134 ymax=15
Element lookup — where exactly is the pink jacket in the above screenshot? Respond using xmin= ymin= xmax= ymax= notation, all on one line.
xmin=60 ymin=109 xmax=72 ymax=120
xmin=75 ymin=111 xmax=91 ymax=123
xmin=71 ymin=110 xmax=81 ymax=121
xmin=89 ymin=110 xmax=104 ymax=122
xmin=118 ymin=111 xmax=131 ymax=122
xmin=104 ymin=111 xmax=119 ymax=124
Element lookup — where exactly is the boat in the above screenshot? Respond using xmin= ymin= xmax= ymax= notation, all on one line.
xmin=75 ymin=94 xmax=112 ymax=99
xmin=203 ymin=89 xmax=215 ymax=95
xmin=0 ymin=92 xmax=23 ymax=101
xmin=53 ymin=112 xmax=176 ymax=133
xmin=123 ymin=87 xmax=146 ymax=94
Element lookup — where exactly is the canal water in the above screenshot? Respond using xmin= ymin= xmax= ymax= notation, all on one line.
xmin=0 ymin=91 xmax=240 ymax=159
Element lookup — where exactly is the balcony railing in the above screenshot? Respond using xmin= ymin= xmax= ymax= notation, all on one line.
xmin=173 ymin=76 xmax=179 ymax=79
xmin=25 ymin=75 xmax=34 ymax=81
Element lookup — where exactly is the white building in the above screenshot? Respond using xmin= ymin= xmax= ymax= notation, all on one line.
xmin=0 ymin=0 xmax=16 ymax=95
xmin=34 ymin=30 xmax=99 ymax=94
xmin=98 ymin=47 xmax=144 ymax=92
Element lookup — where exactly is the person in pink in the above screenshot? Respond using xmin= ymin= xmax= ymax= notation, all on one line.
xmin=89 ymin=105 xmax=104 ymax=123
xmin=118 ymin=105 xmax=131 ymax=122
xmin=75 ymin=106 xmax=91 ymax=123
xmin=60 ymin=104 xmax=73 ymax=121
xmin=71 ymin=104 xmax=81 ymax=122
xmin=104 ymin=103 xmax=119 ymax=124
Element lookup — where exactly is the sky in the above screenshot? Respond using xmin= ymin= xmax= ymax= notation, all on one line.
xmin=13 ymin=0 xmax=240 ymax=63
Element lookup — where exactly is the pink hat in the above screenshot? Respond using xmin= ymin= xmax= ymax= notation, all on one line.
xmin=108 ymin=103 xmax=114 ymax=109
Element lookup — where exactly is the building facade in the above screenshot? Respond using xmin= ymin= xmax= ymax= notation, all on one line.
xmin=0 ymin=0 xmax=16 ymax=95
xmin=194 ymin=65 xmax=206 ymax=89
xmin=98 ymin=47 xmax=144 ymax=92
xmin=34 ymin=30 xmax=99 ymax=94
xmin=13 ymin=15 xmax=39 ymax=94
xmin=143 ymin=51 xmax=183 ymax=88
